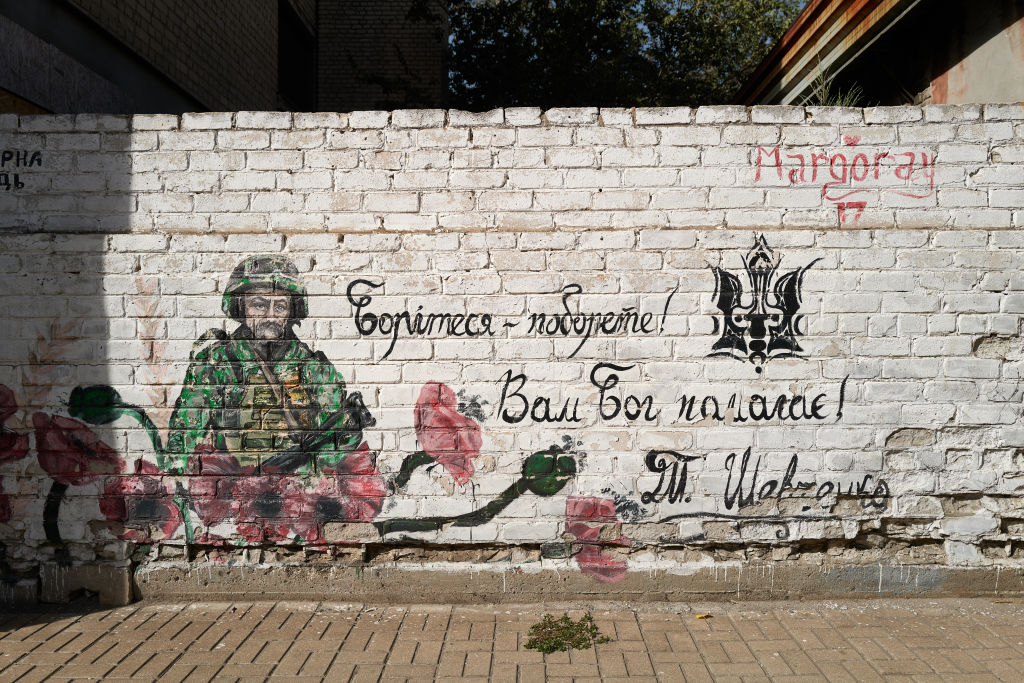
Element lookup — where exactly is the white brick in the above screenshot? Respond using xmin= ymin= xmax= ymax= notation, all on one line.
xmin=721 ymin=125 xmax=780 ymax=145
xmin=293 ymin=112 xmax=347 ymax=128
xmin=217 ymin=130 xmax=270 ymax=149
xmin=449 ymin=169 xmax=506 ymax=188
xmin=181 ymin=112 xmax=233 ymax=129
xmin=923 ymin=104 xmax=981 ymax=122
xmin=132 ymin=114 xmax=178 ymax=130
xmin=864 ymin=106 xmax=922 ymax=123
xmin=751 ymin=106 xmax=804 ymax=123
xmin=710 ymin=187 xmax=764 ymax=208
xmin=659 ymin=126 xmax=721 ymax=146
xmin=449 ymin=109 xmax=504 ymax=126
xmin=545 ymin=107 xmax=598 ymax=124
xmin=599 ymin=108 xmax=633 ymax=125
xmin=328 ymin=130 xmax=383 ymax=149
xmin=694 ymin=105 xmax=748 ymax=123
xmin=635 ymin=107 xmax=691 ymax=125
xmin=236 ymin=111 xmax=292 ymax=128
xmin=364 ymin=192 xmax=419 ymax=212
xmin=505 ymin=107 xmax=542 ymax=126
xmin=418 ymin=128 xmax=469 ymax=147
xmin=944 ymin=359 xmax=1002 ymax=378
xmin=805 ymin=107 xmax=863 ymax=124
xmin=348 ymin=110 xmax=390 ymax=128
xmin=392 ymin=109 xmax=445 ymax=127
xmin=983 ymin=103 xmax=1024 ymax=120
xmin=517 ymin=127 xmax=574 ymax=146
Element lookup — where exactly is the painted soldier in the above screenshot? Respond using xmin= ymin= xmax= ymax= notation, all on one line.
xmin=166 ymin=255 xmax=372 ymax=473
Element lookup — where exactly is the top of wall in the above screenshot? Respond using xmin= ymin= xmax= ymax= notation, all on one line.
xmin=0 ymin=104 xmax=1022 ymax=233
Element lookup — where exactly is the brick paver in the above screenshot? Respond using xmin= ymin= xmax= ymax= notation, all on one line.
xmin=1 ymin=598 xmax=1023 ymax=681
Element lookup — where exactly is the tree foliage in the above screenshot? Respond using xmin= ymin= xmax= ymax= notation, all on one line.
xmin=447 ymin=0 xmax=804 ymax=108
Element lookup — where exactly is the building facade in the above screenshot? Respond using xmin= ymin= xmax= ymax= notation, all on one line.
xmin=0 ymin=0 xmax=447 ymax=114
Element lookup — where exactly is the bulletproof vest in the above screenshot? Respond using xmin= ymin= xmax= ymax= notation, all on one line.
xmin=217 ymin=365 xmax=318 ymax=466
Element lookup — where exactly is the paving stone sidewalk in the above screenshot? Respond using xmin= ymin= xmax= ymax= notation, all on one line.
xmin=2 ymin=597 xmax=1023 ymax=681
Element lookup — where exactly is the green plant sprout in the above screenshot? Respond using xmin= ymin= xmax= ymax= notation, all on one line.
xmin=805 ymin=58 xmax=865 ymax=107
xmin=524 ymin=613 xmax=611 ymax=654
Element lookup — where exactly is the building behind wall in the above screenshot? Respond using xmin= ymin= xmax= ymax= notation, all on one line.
xmin=736 ymin=0 xmax=1024 ymax=106
xmin=318 ymin=0 xmax=447 ymax=112
xmin=0 ymin=0 xmax=447 ymax=114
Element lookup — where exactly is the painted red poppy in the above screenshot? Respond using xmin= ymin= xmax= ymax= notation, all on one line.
xmin=233 ymin=476 xmax=320 ymax=544
xmin=565 ymin=496 xmax=629 ymax=584
xmin=100 ymin=460 xmax=181 ymax=542
xmin=33 ymin=412 xmax=123 ymax=486
xmin=0 ymin=384 xmax=28 ymax=465
xmin=184 ymin=447 xmax=255 ymax=539
xmin=315 ymin=442 xmax=387 ymax=522
xmin=414 ymin=381 xmax=482 ymax=485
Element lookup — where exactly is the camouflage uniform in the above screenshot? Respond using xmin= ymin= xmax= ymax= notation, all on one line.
xmin=165 ymin=256 xmax=367 ymax=473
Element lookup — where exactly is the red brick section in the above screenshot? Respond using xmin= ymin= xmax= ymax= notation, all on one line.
xmin=2 ymin=598 xmax=1023 ymax=680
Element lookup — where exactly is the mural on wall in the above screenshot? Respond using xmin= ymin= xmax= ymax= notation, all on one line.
xmin=708 ymin=234 xmax=818 ymax=374
xmin=0 ymin=256 xmax=577 ymax=564
xmin=0 ymin=238 xmax=895 ymax=584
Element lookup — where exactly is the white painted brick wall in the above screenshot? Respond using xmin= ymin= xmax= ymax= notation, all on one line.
xmin=0 ymin=107 xmax=1022 ymax=583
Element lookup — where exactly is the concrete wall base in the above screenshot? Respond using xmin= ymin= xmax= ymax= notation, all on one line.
xmin=38 ymin=564 xmax=131 ymax=605
xmin=133 ymin=563 xmax=1024 ymax=604
xmin=0 ymin=578 xmax=39 ymax=605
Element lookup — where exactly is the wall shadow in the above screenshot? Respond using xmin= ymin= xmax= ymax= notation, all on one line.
xmin=0 ymin=113 xmax=132 ymax=605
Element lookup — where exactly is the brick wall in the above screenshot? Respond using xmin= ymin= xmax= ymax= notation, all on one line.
xmin=0 ymin=104 xmax=1023 ymax=602
xmin=68 ymin=0 xmax=279 ymax=111
xmin=318 ymin=0 xmax=447 ymax=111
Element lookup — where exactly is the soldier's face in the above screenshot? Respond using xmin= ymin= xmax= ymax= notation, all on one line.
xmin=244 ymin=289 xmax=290 ymax=339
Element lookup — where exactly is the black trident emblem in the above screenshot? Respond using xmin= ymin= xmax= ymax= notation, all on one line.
xmin=708 ymin=235 xmax=819 ymax=374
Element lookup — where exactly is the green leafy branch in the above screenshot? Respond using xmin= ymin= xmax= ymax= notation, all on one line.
xmin=376 ymin=446 xmax=576 ymax=535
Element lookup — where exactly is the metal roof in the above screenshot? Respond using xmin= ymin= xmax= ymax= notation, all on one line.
xmin=734 ymin=0 xmax=923 ymax=105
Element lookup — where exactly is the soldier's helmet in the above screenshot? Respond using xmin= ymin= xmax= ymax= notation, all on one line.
xmin=222 ymin=255 xmax=309 ymax=323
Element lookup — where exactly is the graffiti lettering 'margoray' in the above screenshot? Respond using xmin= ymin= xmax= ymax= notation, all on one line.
xmin=755 ymin=138 xmax=936 ymax=223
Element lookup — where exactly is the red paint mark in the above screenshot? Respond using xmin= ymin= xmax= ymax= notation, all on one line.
xmin=891 ymin=153 xmax=937 ymax=199
xmin=931 ymin=71 xmax=949 ymax=104
xmin=755 ymin=144 xmax=937 ymax=224
xmin=33 ymin=412 xmax=123 ymax=486
xmin=755 ymin=146 xmax=782 ymax=181
xmin=836 ymin=201 xmax=867 ymax=224
xmin=566 ymin=496 xmax=630 ymax=583
xmin=414 ymin=381 xmax=482 ymax=485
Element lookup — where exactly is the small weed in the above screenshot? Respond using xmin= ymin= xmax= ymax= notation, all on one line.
xmin=805 ymin=58 xmax=866 ymax=107
xmin=524 ymin=613 xmax=611 ymax=654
